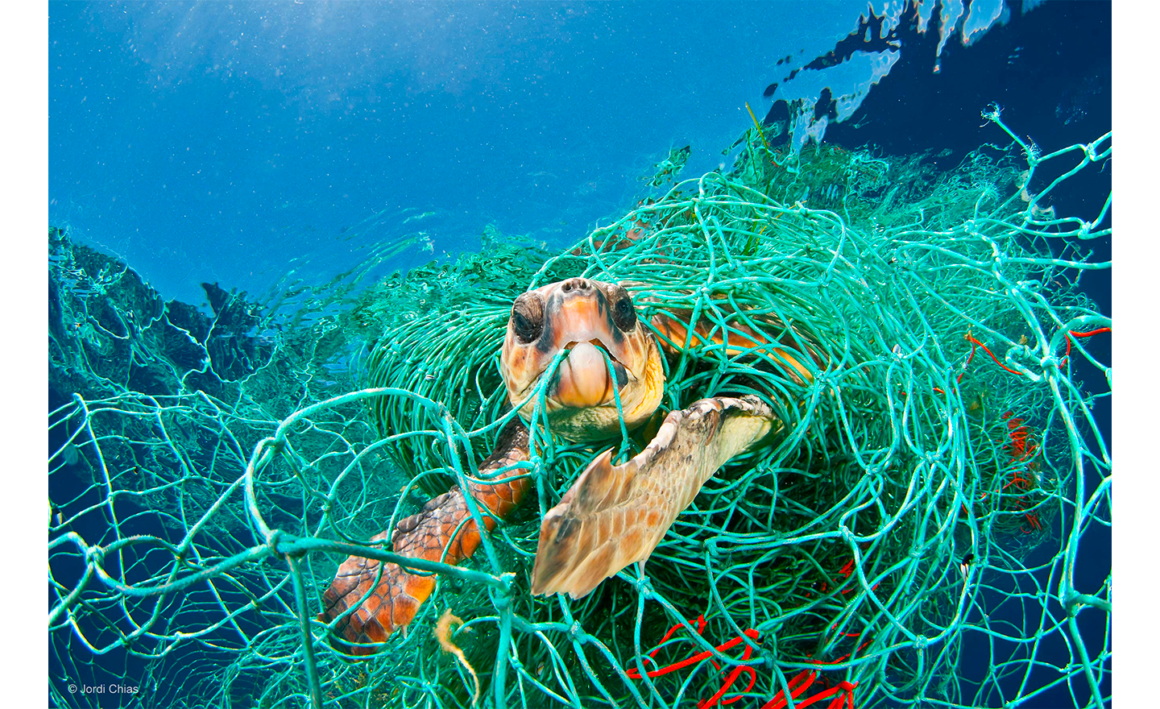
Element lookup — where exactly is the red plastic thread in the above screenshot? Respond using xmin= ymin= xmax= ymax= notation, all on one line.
xmin=998 ymin=411 xmax=1044 ymax=533
xmin=762 ymin=670 xmax=816 ymax=709
xmin=837 ymin=558 xmax=878 ymax=596
xmin=626 ymin=616 xmax=762 ymax=709
xmin=697 ymin=642 xmax=759 ymax=709
xmin=627 ymin=618 xmax=858 ymax=709
xmin=808 ymin=641 xmax=870 ymax=667
xmin=760 ymin=669 xmax=859 ymax=709
xmin=963 ymin=334 xmax=1024 ymax=377
xmin=948 ymin=326 xmax=1108 ymax=394
xmin=1061 ymin=327 xmax=1111 ymax=366
xmin=625 ymin=628 xmax=760 ymax=681
xmin=625 ymin=614 xmax=708 ymax=679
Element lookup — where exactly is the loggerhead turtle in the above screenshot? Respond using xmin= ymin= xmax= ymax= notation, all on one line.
xmin=319 ymin=276 xmax=821 ymax=654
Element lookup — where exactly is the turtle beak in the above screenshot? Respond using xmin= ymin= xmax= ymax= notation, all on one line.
xmin=500 ymin=278 xmax=666 ymax=442
xmin=549 ymin=342 xmax=629 ymax=409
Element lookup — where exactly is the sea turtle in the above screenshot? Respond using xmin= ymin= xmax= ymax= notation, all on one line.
xmin=318 ymin=276 xmax=821 ymax=654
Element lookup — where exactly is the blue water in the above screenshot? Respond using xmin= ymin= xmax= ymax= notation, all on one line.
xmin=50 ymin=0 xmax=883 ymax=305
xmin=49 ymin=1 xmax=1111 ymax=707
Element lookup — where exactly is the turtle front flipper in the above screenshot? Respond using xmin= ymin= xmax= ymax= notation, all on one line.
xmin=530 ymin=395 xmax=778 ymax=599
xmin=318 ymin=418 xmax=530 ymax=655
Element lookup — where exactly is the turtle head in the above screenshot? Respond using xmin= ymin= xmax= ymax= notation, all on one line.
xmin=500 ymin=278 xmax=665 ymax=442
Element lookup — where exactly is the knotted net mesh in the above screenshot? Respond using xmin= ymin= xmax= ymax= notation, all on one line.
xmin=49 ymin=109 xmax=1111 ymax=708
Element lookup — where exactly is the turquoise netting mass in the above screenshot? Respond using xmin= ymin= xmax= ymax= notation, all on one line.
xmin=49 ymin=108 xmax=1111 ymax=708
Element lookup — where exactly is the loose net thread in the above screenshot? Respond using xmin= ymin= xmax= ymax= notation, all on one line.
xmin=48 ymin=108 xmax=1111 ymax=709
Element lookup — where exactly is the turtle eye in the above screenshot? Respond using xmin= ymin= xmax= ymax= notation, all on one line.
xmin=511 ymin=294 xmax=544 ymax=344
xmin=610 ymin=289 xmax=637 ymax=331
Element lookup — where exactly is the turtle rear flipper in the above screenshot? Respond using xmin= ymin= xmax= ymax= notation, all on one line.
xmin=318 ymin=418 xmax=530 ymax=655
xmin=530 ymin=395 xmax=778 ymax=599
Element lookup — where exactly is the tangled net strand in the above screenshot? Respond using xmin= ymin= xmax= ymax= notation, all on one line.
xmin=49 ymin=109 xmax=1111 ymax=709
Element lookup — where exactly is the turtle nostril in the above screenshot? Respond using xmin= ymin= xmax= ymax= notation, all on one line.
xmin=562 ymin=278 xmax=590 ymax=293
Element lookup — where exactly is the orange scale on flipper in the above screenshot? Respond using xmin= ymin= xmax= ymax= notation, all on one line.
xmin=390 ymin=590 xmax=424 ymax=630
xmin=451 ymin=527 xmax=484 ymax=560
xmin=360 ymin=615 xmax=390 ymax=646
xmin=360 ymin=589 xmax=383 ymax=617
xmin=401 ymin=573 xmax=435 ymax=605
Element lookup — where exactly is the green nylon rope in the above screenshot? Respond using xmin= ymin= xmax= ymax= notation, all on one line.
xmin=49 ymin=108 xmax=1110 ymax=709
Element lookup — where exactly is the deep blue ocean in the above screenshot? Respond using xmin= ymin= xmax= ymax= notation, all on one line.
xmin=48 ymin=2 xmax=1112 ymax=707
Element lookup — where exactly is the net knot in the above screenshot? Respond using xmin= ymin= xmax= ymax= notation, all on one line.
xmin=569 ymin=620 xmax=589 ymax=642
xmin=490 ymin=592 xmax=512 ymax=613
xmin=488 ymin=573 xmax=515 ymax=612
xmin=85 ymin=542 xmax=103 ymax=566
xmin=265 ymin=529 xmax=284 ymax=556
xmin=761 ymin=647 xmax=777 ymax=670
xmin=913 ymin=635 xmax=929 ymax=650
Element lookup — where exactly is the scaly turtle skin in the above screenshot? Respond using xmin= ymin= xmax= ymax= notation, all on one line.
xmin=318 ymin=277 xmax=816 ymax=654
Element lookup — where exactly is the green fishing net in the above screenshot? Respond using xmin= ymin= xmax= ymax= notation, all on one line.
xmin=49 ymin=107 xmax=1111 ymax=709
